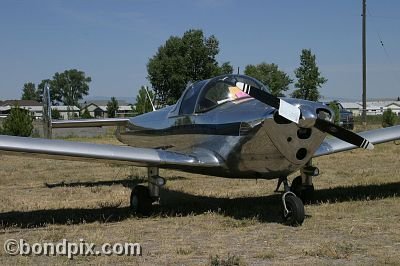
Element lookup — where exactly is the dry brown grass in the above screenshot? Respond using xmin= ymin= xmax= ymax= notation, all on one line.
xmin=0 ymin=134 xmax=399 ymax=265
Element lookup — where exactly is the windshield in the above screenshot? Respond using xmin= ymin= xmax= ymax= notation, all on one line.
xmin=179 ymin=80 xmax=206 ymax=115
xmin=196 ymin=75 xmax=269 ymax=112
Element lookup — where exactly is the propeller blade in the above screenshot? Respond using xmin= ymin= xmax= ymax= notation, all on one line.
xmin=236 ymin=82 xmax=301 ymax=124
xmin=235 ymin=81 xmax=374 ymax=150
xmin=314 ymin=118 xmax=374 ymax=150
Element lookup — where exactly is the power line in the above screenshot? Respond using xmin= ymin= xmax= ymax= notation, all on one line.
xmin=368 ymin=15 xmax=400 ymax=20
xmin=367 ymin=7 xmax=393 ymax=63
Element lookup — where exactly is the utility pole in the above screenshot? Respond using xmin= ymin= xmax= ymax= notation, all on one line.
xmin=362 ymin=0 xmax=367 ymax=126
xmin=42 ymin=83 xmax=52 ymax=139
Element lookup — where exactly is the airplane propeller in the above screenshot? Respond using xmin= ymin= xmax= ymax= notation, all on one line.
xmin=235 ymin=82 xmax=374 ymax=150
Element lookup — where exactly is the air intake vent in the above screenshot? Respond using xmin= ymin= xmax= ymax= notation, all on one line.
xmin=239 ymin=122 xmax=252 ymax=136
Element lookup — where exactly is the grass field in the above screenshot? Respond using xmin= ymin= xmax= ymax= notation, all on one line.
xmin=0 ymin=132 xmax=399 ymax=265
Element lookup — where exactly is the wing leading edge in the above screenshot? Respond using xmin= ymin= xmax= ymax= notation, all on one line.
xmin=0 ymin=135 xmax=222 ymax=168
xmin=314 ymin=125 xmax=400 ymax=157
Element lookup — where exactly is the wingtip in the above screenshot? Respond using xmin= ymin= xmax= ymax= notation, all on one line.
xmin=366 ymin=142 xmax=374 ymax=150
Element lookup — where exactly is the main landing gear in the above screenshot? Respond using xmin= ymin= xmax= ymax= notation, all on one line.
xmin=130 ymin=167 xmax=166 ymax=216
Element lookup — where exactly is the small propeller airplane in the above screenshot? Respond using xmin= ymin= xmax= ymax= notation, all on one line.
xmin=1 ymin=74 xmax=400 ymax=225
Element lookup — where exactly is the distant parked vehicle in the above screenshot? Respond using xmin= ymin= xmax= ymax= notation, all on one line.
xmin=324 ymin=102 xmax=354 ymax=130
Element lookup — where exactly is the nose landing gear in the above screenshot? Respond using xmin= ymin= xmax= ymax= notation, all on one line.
xmin=276 ymin=176 xmax=305 ymax=226
xmin=282 ymin=191 xmax=305 ymax=226
xmin=291 ymin=160 xmax=318 ymax=203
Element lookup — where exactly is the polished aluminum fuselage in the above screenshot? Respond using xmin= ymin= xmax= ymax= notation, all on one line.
xmin=116 ymin=98 xmax=328 ymax=179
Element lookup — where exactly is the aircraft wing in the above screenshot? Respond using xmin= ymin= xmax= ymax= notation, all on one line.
xmin=0 ymin=135 xmax=222 ymax=168
xmin=314 ymin=125 xmax=400 ymax=157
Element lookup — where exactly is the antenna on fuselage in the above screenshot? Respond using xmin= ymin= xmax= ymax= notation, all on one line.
xmin=145 ymin=86 xmax=156 ymax=112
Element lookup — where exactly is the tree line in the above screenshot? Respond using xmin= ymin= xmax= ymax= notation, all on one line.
xmin=147 ymin=29 xmax=327 ymax=106
xmin=5 ymin=28 xmax=349 ymax=137
xmin=20 ymin=69 xmax=123 ymax=119
xmin=20 ymin=29 xmax=329 ymax=118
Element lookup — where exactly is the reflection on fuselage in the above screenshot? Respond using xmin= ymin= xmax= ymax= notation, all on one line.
xmin=116 ymin=98 xmax=327 ymax=179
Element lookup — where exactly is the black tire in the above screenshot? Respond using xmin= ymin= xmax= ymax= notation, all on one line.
xmin=291 ymin=176 xmax=315 ymax=203
xmin=283 ymin=195 xmax=305 ymax=226
xmin=130 ymin=185 xmax=153 ymax=216
xmin=290 ymin=176 xmax=303 ymax=195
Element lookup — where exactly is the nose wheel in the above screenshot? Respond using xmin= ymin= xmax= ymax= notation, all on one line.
xmin=276 ymin=176 xmax=305 ymax=226
xmin=282 ymin=191 xmax=305 ymax=226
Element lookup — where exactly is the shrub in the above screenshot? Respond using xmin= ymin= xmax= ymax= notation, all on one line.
xmin=80 ymin=108 xmax=93 ymax=119
xmin=2 ymin=105 xmax=34 ymax=137
xmin=382 ymin=108 xmax=397 ymax=128
xmin=107 ymin=97 xmax=119 ymax=118
xmin=209 ymin=254 xmax=245 ymax=266
xmin=328 ymin=101 xmax=340 ymax=125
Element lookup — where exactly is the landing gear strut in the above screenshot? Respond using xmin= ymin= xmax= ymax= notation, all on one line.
xmin=291 ymin=160 xmax=319 ymax=203
xmin=277 ymin=176 xmax=305 ymax=226
xmin=130 ymin=167 xmax=166 ymax=216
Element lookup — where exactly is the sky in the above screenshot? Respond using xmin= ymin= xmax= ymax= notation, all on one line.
xmin=1 ymin=0 xmax=400 ymax=102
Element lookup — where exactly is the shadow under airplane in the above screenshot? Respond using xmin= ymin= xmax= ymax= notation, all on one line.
xmin=0 ymin=181 xmax=399 ymax=229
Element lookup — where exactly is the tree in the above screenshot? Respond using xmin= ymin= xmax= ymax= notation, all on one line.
xmin=291 ymin=49 xmax=327 ymax=101
xmin=147 ymin=29 xmax=225 ymax=105
xmin=107 ymin=97 xmax=119 ymax=118
xmin=80 ymin=108 xmax=93 ymax=119
xmin=135 ymin=86 xmax=154 ymax=115
xmin=2 ymin=105 xmax=33 ymax=137
xmin=244 ymin=62 xmax=293 ymax=96
xmin=52 ymin=69 xmax=91 ymax=106
xmin=36 ymin=70 xmax=91 ymax=106
xmin=216 ymin=62 xmax=234 ymax=75
xmin=382 ymin=108 xmax=397 ymax=127
xmin=51 ymin=108 xmax=61 ymax=120
xmin=21 ymin=82 xmax=38 ymax=100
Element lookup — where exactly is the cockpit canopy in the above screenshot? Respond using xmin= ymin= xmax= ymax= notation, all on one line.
xmin=177 ymin=75 xmax=270 ymax=115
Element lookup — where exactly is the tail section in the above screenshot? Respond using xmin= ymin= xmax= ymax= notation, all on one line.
xmin=42 ymin=83 xmax=52 ymax=139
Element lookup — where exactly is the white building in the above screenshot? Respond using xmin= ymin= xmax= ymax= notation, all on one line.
xmin=326 ymin=100 xmax=400 ymax=116
xmin=0 ymin=100 xmax=80 ymax=120
xmin=0 ymin=100 xmax=43 ymax=119
xmin=366 ymin=104 xmax=384 ymax=116
xmin=341 ymin=102 xmax=362 ymax=116
xmin=52 ymin=106 xmax=80 ymax=120
xmin=385 ymin=102 xmax=400 ymax=115
xmin=81 ymin=101 xmax=135 ymax=118
xmin=81 ymin=103 xmax=108 ymax=118
xmin=116 ymin=105 xmax=135 ymax=117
